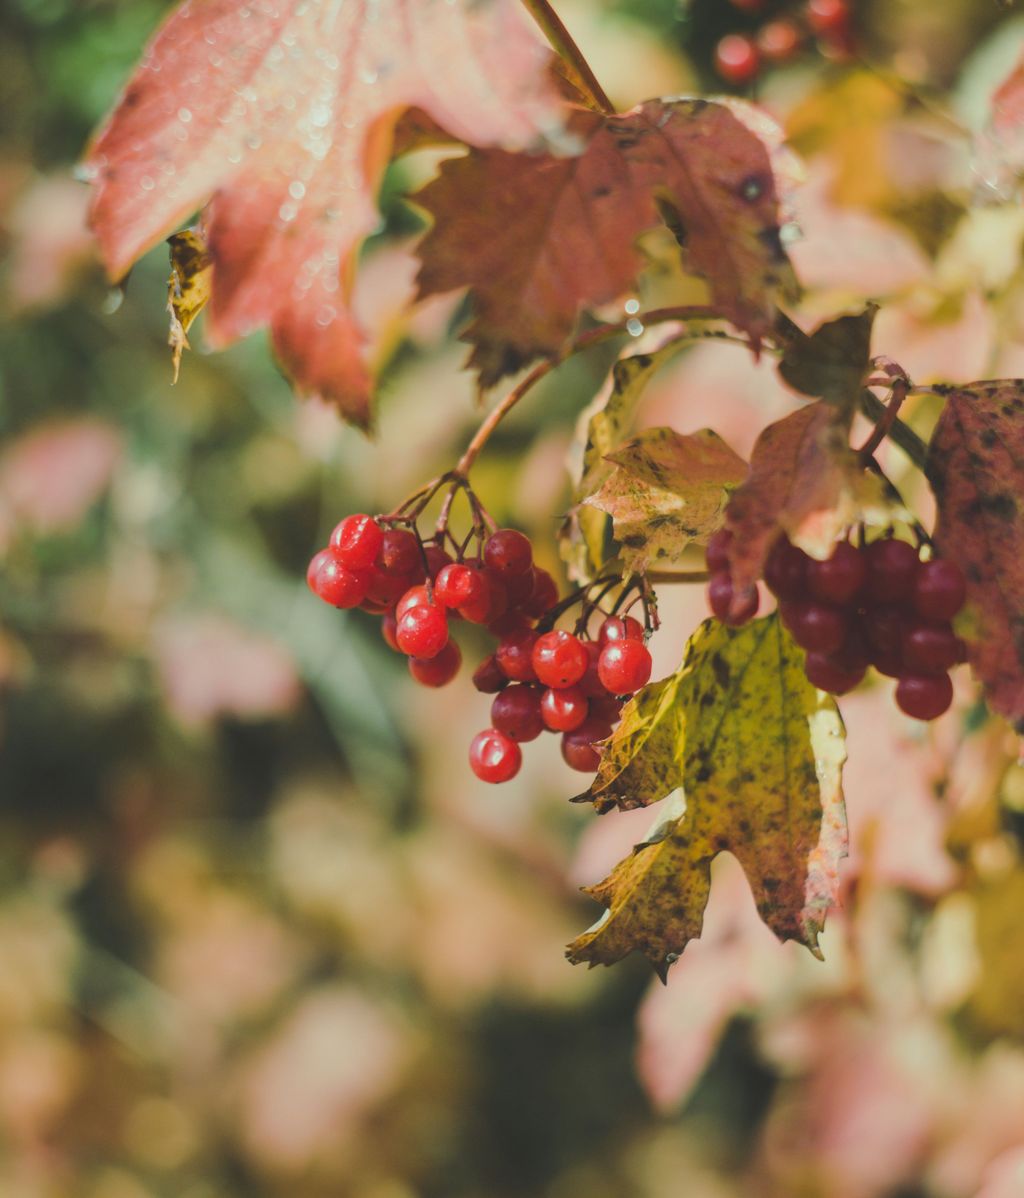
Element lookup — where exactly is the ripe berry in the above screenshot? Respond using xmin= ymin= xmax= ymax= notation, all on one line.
xmin=381 ymin=609 xmax=400 ymax=652
xmin=523 ymin=568 xmax=559 ymax=619
xmin=764 ymin=537 xmax=810 ymax=602
xmin=496 ymin=629 xmax=539 ymax=682
xmin=307 ymin=550 xmax=371 ymax=609
xmin=365 ymin=567 xmax=418 ymax=608
xmin=864 ymin=538 xmax=919 ymax=604
xmin=589 ymin=694 xmax=624 ymax=724
xmin=896 ymin=673 xmax=954 ymax=721
xmin=457 ymin=568 xmax=495 ymax=624
xmin=758 ymin=19 xmax=802 ymax=62
xmin=396 ymin=584 xmax=432 ymax=620
xmin=561 ymin=716 xmax=613 ymax=773
xmin=902 ymin=622 xmax=961 ymax=674
xmin=598 ymin=639 xmax=652 ymax=695
xmin=708 ymin=573 xmax=759 ymax=626
xmin=491 ymin=685 xmax=544 ymax=742
xmin=803 ymin=651 xmax=865 ymax=696
xmin=395 ymin=603 xmax=449 ymax=659
xmin=501 ymin=565 xmax=536 ymax=609
xmin=863 ymin=604 xmax=904 ymax=657
xmin=533 ymin=631 xmax=590 ymax=689
xmin=409 ymin=640 xmax=461 ymax=687
xmin=540 ymin=685 xmax=589 ymax=733
xmin=783 ymin=602 xmax=847 ymax=654
xmin=469 ymin=729 xmax=522 ymax=783
xmin=423 ymin=543 xmax=453 ymax=580
xmin=807 ymin=541 xmax=865 ymax=607
xmin=378 ymin=528 xmax=421 ymax=576
xmin=483 ymin=529 xmax=533 ymax=576
xmin=579 ymin=640 xmax=609 ymax=698
xmin=472 ymin=654 xmax=507 ymax=694
xmin=807 ymin=0 xmax=849 ymax=35
xmin=435 ymin=563 xmax=484 ymax=609
xmin=705 ymin=528 xmax=733 ymax=574
xmin=599 ymin=615 xmax=644 ymax=645
xmin=714 ymin=34 xmax=760 ymax=85
xmin=912 ymin=559 xmax=967 ymax=623
xmin=329 ymin=514 xmax=383 ymax=570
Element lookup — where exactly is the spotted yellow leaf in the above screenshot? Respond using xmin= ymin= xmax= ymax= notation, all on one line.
xmin=167 ymin=227 xmax=213 ymax=383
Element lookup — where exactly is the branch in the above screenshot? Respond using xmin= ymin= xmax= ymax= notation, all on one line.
xmin=519 ymin=0 xmax=615 ymax=115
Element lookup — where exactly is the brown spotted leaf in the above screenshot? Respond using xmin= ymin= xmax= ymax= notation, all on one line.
xmin=415 ymin=97 xmax=799 ymax=387
xmin=586 ymin=427 xmax=747 ymax=573
xmin=167 ymin=226 xmax=212 ymax=382
xmin=926 ymin=381 xmax=1024 ymax=730
xmin=568 ymin=615 xmax=847 ymax=975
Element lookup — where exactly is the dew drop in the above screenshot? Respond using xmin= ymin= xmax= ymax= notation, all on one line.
xmin=278 ymin=201 xmax=298 ymax=223
xmin=288 ymin=180 xmax=306 ymax=200
xmin=315 ymin=305 xmax=336 ymax=327
xmin=626 ymin=317 xmax=644 ymax=337
xmin=140 ymin=175 xmax=155 ymax=191
xmin=102 ymin=287 xmax=125 ymax=315
xmin=360 ymin=68 xmax=379 ymax=85
xmin=178 ymin=107 xmax=192 ymax=123
xmin=624 ymin=298 xmax=640 ymax=315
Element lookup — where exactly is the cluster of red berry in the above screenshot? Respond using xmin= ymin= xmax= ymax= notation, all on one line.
xmin=706 ymin=529 xmax=968 ymax=721
xmin=307 ymin=516 xmax=654 ymax=784
xmin=714 ymin=0 xmax=853 ymax=85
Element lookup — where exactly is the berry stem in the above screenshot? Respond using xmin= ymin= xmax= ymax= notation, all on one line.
xmin=519 ymin=0 xmax=616 ymax=115
xmin=858 ymin=376 xmax=909 ymax=462
xmin=857 ymin=388 xmax=927 ymax=469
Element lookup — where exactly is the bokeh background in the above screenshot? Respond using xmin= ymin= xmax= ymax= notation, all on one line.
xmin=3 ymin=1 xmax=1024 ymax=1195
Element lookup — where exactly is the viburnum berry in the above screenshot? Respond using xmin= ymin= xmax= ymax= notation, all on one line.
xmin=863 ymin=604 xmax=905 ymax=657
xmin=589 ymin=694 xmax=624 ymax=724
xmin=434 ymin=563 xmax=484 ymax=609
xmin=782 ymin=601 xmax=847 ymax=654
xmin=491 ymin=685 xmax=544 ymax=742
xmin=864 ymin=538 xmax=919 ymax=604
xmin=483 ymin=528 xmax=533 ymax=576
xmin=378 ymin=528 xmax=421 ymax=576
xmin=409 ymin=640 xmax=461 ymax=688
xmin=764 ymin=537 xmax=809 ymax=602
xmin=523 ymin=568 xmax=559 ymax=619
xmin=598 ymin=639 xmax=652 ymax=695
xmin=329 ymin=514 xmax=383 ymax=570
xmin=540 ymin=685 xmax=589 ymax=733
xmin=472 ymin=654 xmax=507 ymax=694
xmin=901 ymin=622 xmax=961 ymax=674
xmin=381 ymin=609 xmax=400 ymax=652
xmin=532 ymin=630 xmax=589 ymax=689
xmin=912 ymin=559 xmax=967 ymax=622
xmin=307 ymin=550 xmax=371 ymax=609
xmin=758 ymin=19 xmax=802 ymax=62
xmin=395 ymin=603 xmax=448 ymax=659
xmin=708 ymin=573 xmax=759 ymax=626
xmin=423 ymin=543 xmax=453 ymax=581
xmin=457 ymin=567 xmax=495 ymax=624
xmin=803 ymin=651 xmax=865 ymax=696
xmin=560 ymin=716 xmax=613 ymax=774
xmin=396 ymin=584 xmax=432 ymax=620
xmin=705 ymin=528 xmax=733 ymax=574
xmin=896 ymin=673 xmax=954 ymax=721
xmin=469 ymin=729 xmax=522 ymax=783
xmin=807 ymin=0 xmax=850 ymax=35
xmin=496 ymin=628 xmax=539 ymax=682
xmin=599 ymin=615 xmax=644 ymax=645
xmin=578 ymin=640 xmax=609 ymax=698
xmin=501 ymin=564 xmax=536 ymax=608
xmin=365 ymin=567 xmax=418 ymax=608
xmin=807 ymin=541 xmax=865 ymax=607
xmin=714 ymin=34 xmax=760 ymax=85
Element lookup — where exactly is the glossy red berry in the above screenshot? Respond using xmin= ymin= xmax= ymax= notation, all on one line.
xmin=599 ymin=615 xmax=644 ymax=645
xmin=714 ymin=34 xmax=760 ymax=85
xmin=803 ymin=651 xmax=865 ymax=696
xmin=705 ymin=528 xmax=733 ymax=574
xmin=409 ymin=640 xmax=461 ymax=687
xmin=457 ymin=567 xmax=495 ymax=624
xmin=912 ymin=559 xmax=967 ymax=623
xmin=483 ymin=529 xmax=533 ymax=576
xmin=561 ymin=716 xmax=613 ymax=773
xmin=764 ymin=538 xmax=809 ymax=602
xmin=381 ymin=609 xmax=400 ymax=652
xmin=365 ymin=567 xmax=418 ymax=608
xmin=708 ymin=573 xmax=759 ymax=626
xmin=540 ymin=685 xmax=589 ymax=733
xmin=307 ymin=550 xmax=372 ymax=609
xmin=423 ymin=543 xmax=453 ymax=581
xmin=532 ymin=630 xmax=589 ymax=689
xmin=396 ymin=584 xmax=432 ymax=621
xmin=378 ymin=528 xmax=421 ymax=576
xmin=807 ymin=0 xmax=849 ymax=35
xmin=501 ymin=564 xmax=536 ymax=609
xmin=589 ymin=694 xmax=624 ymax=724
xmin=329 ymin=514 xmax=383 ymax=570
xmin=902 ymin=622 xmax=961 ymax=674
xmin=598 ymin=639 xmax=652 ymax=695
xmin=864 ymin=538 xmax=919 ymax=604
xmin=472 ymin=654 xmax=508 ymax=694
xmin=469 ymin=729 xmax=522 ymax=783
xmin=758 ymin=19 xmax=802 ymax=62
xmin=896 ymin=673 xmax=954 ymax=721
xmin=807 ymin=541 xmax=865 ymax=607
xmin=523 ymin=568 xmax=559 ymax=619
xmin=496 ymin=629 xmax=539 ymax=682
xmin=395 ymin=603 xmax=449 ymax=659
xmin=783 ymin=602 xmax=847 ymax=654
xmin=491 ymin=685 xmax=544 ymax=742
xmin=578 ymin=640 xmax=608 ymax=698
xmin=434 ymin=563 xmax=484 ymax=609
xmin=863 ymin=604 xmax=905 ymax=657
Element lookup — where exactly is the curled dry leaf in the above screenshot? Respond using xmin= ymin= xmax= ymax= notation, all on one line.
xmin=83 ymin=0 xmax=564 ymax=427
xmin=926 ymin=380 xmax=1024 ymax=731
xmin=568 ymin=615 xmax=847 ymax=976
xmin=416 ymin=97 xmax=799 ymax=388
xmin=586 ymin=426 xmax=748 ymax=573
xmin=167 ymin=226 xmax=213 ymax=382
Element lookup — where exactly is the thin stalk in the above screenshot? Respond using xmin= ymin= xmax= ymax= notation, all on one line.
xmin=858 ymin=389 xmax=928 ymax=470
xmin=519 ymin=0 xmax=615 ymax=115
xmin=858 ymin=378 xmax=908 ymax=462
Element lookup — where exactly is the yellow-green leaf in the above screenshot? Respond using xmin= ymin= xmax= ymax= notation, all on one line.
xmin=167 ymin=226 xmax=212 ymax=383
xmin=568 ymin=615 xmax=848 ymax=975
xmin=586 ymin=427 xmax=748 ymax=572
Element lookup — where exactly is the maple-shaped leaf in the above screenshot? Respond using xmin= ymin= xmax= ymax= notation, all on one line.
xmin=586 ymin=427 xmax=747 ymax=573
xmin=568 ymin=615 xmax=847 ymax=975
xmin=415 ymin=97 xmax=799 ymax=387
xmin=83 ymin=0 xmax=565 ymax=427
xmin=925 ymin=381 xmax=1024 ymax=731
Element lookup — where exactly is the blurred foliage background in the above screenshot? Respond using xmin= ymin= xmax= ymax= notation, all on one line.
xmin=3 ymin=0 xmax=1024 ymax=1195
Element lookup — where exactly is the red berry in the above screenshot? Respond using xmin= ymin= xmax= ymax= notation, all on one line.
xmin=912 ymin=559 xmax=967 ymax=623
xmin=469 ymin=729 xmax=522 ymax=783
xmin=705 ymin=528 xmax=733 ymax=574
xmin=578 ymin=640 xmax=608 ymax=698
xmin=714 ymin=34 xmax=760 ymax=85
xmin=381 ymin=609 xmax=400 ymax=652
xmin=481 ymin=574 xmax=508 ymax=623
xmin=783 ymin=602 xmax=847 ymax=654
xmin=803 ymin=651 xmax=865 ymax=696
xmin=896 ymin=673 xmax=954 ymax=721
xmin=540 ymin=685 xmax=589 ymax=732
xmin=523 ymin=568 xmax=559 ymax=619
xmin=589 ymin=694 xmax=624 ymax=724
xmin=329 ymin=514 xmax=383 ymax=570
xmin=864 ymin=604 xmax=905 ymax=657
xmin=491 ymin=685 xmax=544 ymax=742
xmin=902 ymin=622 xmax=961 ymax=674
xmin=488 ymin=612 xmax=532 ymax=639
xmin=532 ymin=630 xmax=589 ymax=689
xmin=483 ymin=529 xmax=533 ymax=576
xmin=599 ymin=615 xmax=644 ymax=645
xmin=598 ymin=639 xmax=652 ymax=695
xmin=365 ymin=567 xmax=418 ymax=608
xmin=764 ymin=538 xmax=810 ymax=602
xmin=496 ymin=629 xmax=539 ymax=682
xmin=395 ymin=604 xmax=449 ymax=659
xmin=807 ymin=0 xmax=849 ymax=35
xmin=457 ymin=567 xmax=494 ymax=624
xmin=435 ymin=563 xmax=484 ymax=609
xmin=807 ymin=541 xmax=865 ymax=607
xmin=871 ymin=648 xmax=904 ymax=679
xmin=423 ymin=543 xmax=453 ymax=580
xmin=561 ymin=736 xmax=602 ymax=773
xmin=864 ymin=539 xmax=919 ymax=604
xmin=378 ymin=528 xmax=421 ymax=576
xmin=758 ymin=19 xmax=802 ymax=62
xmin=307 ymin=549 xmax=371 ymax=609
xmin=833 ymin=623 xmax=871 ymax=674
xmin=396 ymin=584 xmax=432 ymax=621
xmin=472 ymin=654 xmax=508 ymax=694
xmin=708 ymin=573 xmax=759 ymax=626
xmin=409 ymin=640 xmax=461 ymax=687
xmin=501 ymin=565 xmax=536 ymax=609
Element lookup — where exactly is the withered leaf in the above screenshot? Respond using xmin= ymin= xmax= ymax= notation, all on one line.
xmin=167 ymin=226 xmax=212 ymax=383
xmin=776 ymin=306 xmax=877 ymax=414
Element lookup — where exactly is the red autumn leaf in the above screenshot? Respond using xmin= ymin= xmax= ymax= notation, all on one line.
xmin=414 ymin=97 xmax=799 ymax=388
xmin=83 ymin=0 xmax=565 ymax=427
xmin=926 ymin=381 xmax=1024 ymax=731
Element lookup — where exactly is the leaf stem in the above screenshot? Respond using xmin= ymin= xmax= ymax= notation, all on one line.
xmin=857 ymin=377 xmax=908 ymax=462
xmin=519 ymin=0 xmax=615 ymax=115
xmin=857 ymin=388 xmax=927 ymax=469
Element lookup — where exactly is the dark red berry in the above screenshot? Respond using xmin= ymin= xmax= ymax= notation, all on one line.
xmin=457 ymin=567 xmax=494 ymax=624
xmin=705 ymin=528 xmax=733 ymax=574
xmin=902 ymin=622 xmax=961 ymax=674
xmin=491 ymin=685 xmax=544 ymax=742
xmin=833 ymin=623 xmax=870 ymax=674
xmin=807 ymin=0 xmax=849 ymax=35
xmin=708 ymin=573 xmax=759 ymax=626
xmin=481 ymin=574 xmax=508 ymax=623
xmin=714 ymin=34 xmax=760 ymax=84
xmin=365 ymin=567 xmax=418 ymax=608
xmin=598 ymin=639 xmax=652 ymax=695
xmin=896 ymin=673 xmax=954 ymax=721
xmin=540 ymin=685 xmax=589 ymax=733
xmin=435 ymin=563 xmax=484 ymax=610
xmin=472 ymin=654 xmax=508 ymax=694
xmin=307 ymin=550 xmax=372 ymax=609
xmin=807 ymin=541 xmax=865 ymax=607
xmin=501 ymin=565 xmax=536 ymax=609
xmin=396 ymin=584 xmax=431 ymax=620
xmin=912 ymin=559 xmax=967 ymax=623
xmin=378 ymin=528 xmax=421 ymax=576
xmin=758 ymin=19 xmax=802 ymax=61
xmin=870 ymin=648 xmax=904 ymax=679
xmin=784 ymin=602 xmax=847 ymax=654
xmin=395 ymin=604 xmax=448 ymax=659
xmin=532 ymin=630 xmax=589 ymax=689
xmin=561 ymin=736 xmax=602 ymax=773
xmin=496 ymin=629 xmax=539 ymax=682
xmin=589 ymin=694 xmax=624 ymax=724
xmin=483 ymin=529 xmax=533 ymax=576
xmin=409 ymin=640 xmax=461 ymax=687
xmin=863 ymin=605 xmax=905 ymax=657
xmin=864 ymin=538 xmax=919 ymax=604
xmin=599 ymin=615 xmax=644 ymax=645
xmin=488 ymin=612 xmax=532 ymax=639
xmin=804 ymin=651 xmax=865 ymax=696
xmin=381 ymin=609 xmax=400 ymax=652
xmin=523 ymin=568 xmax=559 ymax=619
xmin=329 ymin=514 xmax=383 ymax=570
xmin=579 ymin=640 xmax=609 ymax=698
xmin=469 ymin=729 xmax=522 ymax=783
xmin=764 ymin=538 xmax=810 ymax=601
xmin=423 ymin=543 xmax=453 ymax=580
